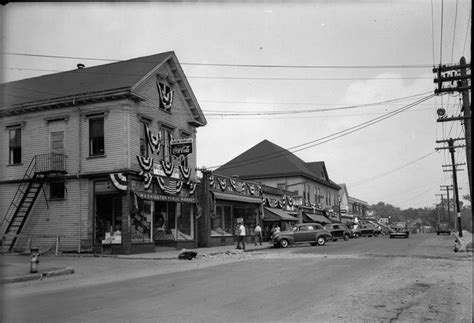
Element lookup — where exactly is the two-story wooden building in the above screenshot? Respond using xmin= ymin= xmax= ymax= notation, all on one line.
xmin=214 ymin=139 xmax=341 ymax=225
xmin=0 ymin=51 xmax=206 ymax=254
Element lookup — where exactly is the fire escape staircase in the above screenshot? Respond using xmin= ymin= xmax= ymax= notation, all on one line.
xmin=1 ymin=153 xmax=66 ymax=252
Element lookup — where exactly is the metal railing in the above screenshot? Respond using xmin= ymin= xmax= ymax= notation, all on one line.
xmin=34 ymin=153 xmax=66 ymax=173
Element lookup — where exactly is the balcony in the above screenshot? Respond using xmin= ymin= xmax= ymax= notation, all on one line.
xmin=34 ymin=153 xmax=67 ymax=174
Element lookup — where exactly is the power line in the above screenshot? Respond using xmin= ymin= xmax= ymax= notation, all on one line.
xmin=2 ymin=52 xmax=432 ymax=69
xmin=462 ymin=12 xmax=471 ymax=55
xmin=350 ymin=151 xmax=437 ymax=188
xmin=450 ymin=0 xmax=459 ymax=62
xmin=203 ymin=92 xmax=433 ymax=116
xmin=440 ymin=0 xmax=444 ymax=65
xmin=207 ymin=94 xmax=434 ymax=170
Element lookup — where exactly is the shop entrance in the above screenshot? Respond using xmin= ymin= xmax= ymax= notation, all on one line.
xmin=94 ymin=194 xmax=122 ymax=244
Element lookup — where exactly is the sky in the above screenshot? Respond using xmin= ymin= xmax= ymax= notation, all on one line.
xmin=0 ymin=1 xmax=471 ymax=209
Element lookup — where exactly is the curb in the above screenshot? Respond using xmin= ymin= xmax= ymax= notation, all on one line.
xmin=0 ymin=268 xmax=75 ymax=285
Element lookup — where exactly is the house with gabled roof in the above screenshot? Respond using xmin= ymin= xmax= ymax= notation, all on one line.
xmin=215 ymin=139 xmax=340 ymax=224
xmin=1 ymin=51 xmax=206 ymax=254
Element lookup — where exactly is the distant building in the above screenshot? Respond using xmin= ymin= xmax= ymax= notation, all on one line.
xmin=215 ymin=139 xmax=340 ymax=224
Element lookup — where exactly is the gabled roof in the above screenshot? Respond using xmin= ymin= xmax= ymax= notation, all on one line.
xmin=215 ymin=139 xmax=339 ymax=189
xmin=0 ymin=51 xmax=207 ymax=125
xmin=306 ymin=161 xmax=329 ymax=181
xmin=338 ymin=183 xmax=350 ymax=197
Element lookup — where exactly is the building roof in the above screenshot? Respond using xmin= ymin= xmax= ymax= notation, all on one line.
xmin=348 ymin=196 xmax=369 ymax=206
xmin=0 ymin=51 xmax=207 ymax=125
xmin=215 ymin=139 xmax=339 ymax=189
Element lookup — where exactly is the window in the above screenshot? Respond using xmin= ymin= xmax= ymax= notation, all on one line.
xmin=9 ymin=127 xmax=22 ymax=164
xmin=89 ymin=117 xmax=104 ymax=156
xmin=50 ymin=180 xmax=65 ymax=199
xmin=160 ymin=125 xmax=173 ymax=162
xmin=51 ymin=131 xmax=65 ymax=154
xmin=211 ymin=205 xmax=233 ymax=236
xmin=139 ymin=122 xmax=149 ymax=158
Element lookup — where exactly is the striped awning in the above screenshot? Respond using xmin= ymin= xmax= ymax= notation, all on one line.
xmin=303 ymin=212 xmax=331 ymax=224
xmin=213 ymin=191 xmax=263 ymax=204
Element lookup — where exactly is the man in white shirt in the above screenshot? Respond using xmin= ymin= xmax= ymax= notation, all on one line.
xmin=236 ymin=223 xmax=246 ymax=250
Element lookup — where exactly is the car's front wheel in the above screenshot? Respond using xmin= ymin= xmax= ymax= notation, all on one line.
xmin=316 ymin=236 xmax=326 ymax=246
xmin=279 ymin=239 xmax=289 ymax=248
xmin=343 ymin=234 xmax=350 ymax=241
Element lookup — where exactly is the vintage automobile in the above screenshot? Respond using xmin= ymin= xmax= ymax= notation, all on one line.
xmin=389 ymin=222 xmax=409 ymax=239
xmin=324 ymin=223 xmax=351 ymax=241
xmin=271 ymin=223 xmax=332 ymax=248
xmin=436 ymin=222 xmax=451 ymax=235
xmin=351 ymin=223 xmax=381 ymax=238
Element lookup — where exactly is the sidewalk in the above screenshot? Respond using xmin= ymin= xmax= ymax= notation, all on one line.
xmin=0 ymin=242 xmax=271 ymax=285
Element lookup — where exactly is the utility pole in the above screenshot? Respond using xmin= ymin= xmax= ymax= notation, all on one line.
xmin=440 ymin=185 xmax=453 ymax=228
xmin=435 ymin=193 xmax=445 ymax=222
xmin=433 ymin=57 xmax=471 ymax=204
xmin=448 ymin=138 xmax=463 ymax=237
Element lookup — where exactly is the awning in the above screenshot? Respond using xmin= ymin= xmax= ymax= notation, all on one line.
xmin=303 ymin=212 xmax=331 ymax=224
xmin=340 ymin=218 xmax=354 ymax=225
xmin=213 ymin=191 xmax=263 ymax=204
xmin=263 ymin=207 xmax=299 ymax=222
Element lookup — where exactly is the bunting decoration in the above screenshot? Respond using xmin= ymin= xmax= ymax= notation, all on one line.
xmin=230 ymin=178 xmax=237 ymax=191
xmin=157 ymin=82 xmax=174 ymax=111
xmin=137 ymin=155 xmax=153 ymax=172
xmin=188 ymin=181 xmax=197 ymax=195
xmin=160 ymin=160 xmax=175 ymax=177
xmin=218 ymin=177 xmax=227 ymax=191
xmin=140 ymin=171 xmax=153 ymax=190
xmin=209 ymin=175 xmax=215 ymax=187
xmin=249 ymin=184 xmax=255 ymax=195
xmin=277 ymin=199 xmax=283 ymax=209
xmin=262 ymin=197 xmax=267 ymax=206
xmin=288 ymin=196 xmax=294 ymax=207
xmin=179 ymin=164 xmax=191 ymax=180
xmin=157 ymin=177 xmax=181 ymax=195
xmin=110 ymin=173 xmax=127 ymax=191
xmin=175 ymin=180 xmax=184 ymax=194
xmin=145 ymin=124 xmax=161 ymax=154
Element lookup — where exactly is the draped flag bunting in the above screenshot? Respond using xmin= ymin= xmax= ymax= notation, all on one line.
xmin=110 ymin=173 xmax=127 ymax=191
xmin=145 ymin=124 xmax=161 ymax=154
xmin=209 ymin=175 xmax=215 ymax=187
xmin=277 ymin=200 xmax=283 ymax=209
xmin=188 ymin=181 xmax=196 ymax=195
xmin=141 ymin=171 xmax=153 ymax=190
xmin=218 ymin=177 xmax=227 ymax=191
xmin=179 ymin=165 xmax=191 ymax=180
xmin=157 ymin=82 xmax=174 ymax=110
xmin=249 ymin=184 xmax=255 ymax=195
xmin=288 ymin=196 xmax=294 ymax=207
xmin=230 ymin=179 xmax=236 ymax=191
xmin=160 ymin=160 xmax=175 ymax=177
xmin=157 ymin=177 xmax=181 ymax=195
xmin=262 ymin=197 xmax=267 ymax=206
xmin=137 ymin=155 xmax=153 ymax=172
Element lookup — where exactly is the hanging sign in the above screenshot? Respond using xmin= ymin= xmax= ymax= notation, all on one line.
xmin=171 ymin=138 xmax=193 ymax=157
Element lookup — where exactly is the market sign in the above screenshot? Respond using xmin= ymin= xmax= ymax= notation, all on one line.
xmin=171 ymin=138 xmax=193 ymax=157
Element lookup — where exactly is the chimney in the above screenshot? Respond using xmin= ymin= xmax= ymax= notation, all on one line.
xmin=77 ymin=63 xmax=85 ymax=69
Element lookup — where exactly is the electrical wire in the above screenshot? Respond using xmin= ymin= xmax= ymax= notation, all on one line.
xmin=440 ymin=0 xmax=444 ymax=65
xmin=462 ymin=12 xmax=471 ymax=56
xmin=2 ymin=52 xmax=432 ymax=69
xmin=450 ymin=0 xmax=459 ymax=62
xmin=207 ymin=94 xmax=434 ymax=170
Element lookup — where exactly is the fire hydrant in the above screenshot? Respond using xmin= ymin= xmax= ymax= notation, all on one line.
xmin=30 ymin=248 xmax=40 ymax=273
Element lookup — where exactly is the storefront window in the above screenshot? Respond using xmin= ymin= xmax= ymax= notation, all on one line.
xmin=131 ymin=199 xmax=152 ymax=243
xmin=153 ymin=201 xmax=194 ymax=241
xmin=211 ymin=205 xmax=233 ymax=236
xmin=176 ymin=203 xmax=193 ymax=240
xmin=234 ymin=205 xmax=258 ymax=236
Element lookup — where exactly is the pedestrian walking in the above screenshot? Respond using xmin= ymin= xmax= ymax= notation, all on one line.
xmin=236 ymin=222 xmax=246 ymax=250
xmin=254 ymin=223 xmax=263 ymax=246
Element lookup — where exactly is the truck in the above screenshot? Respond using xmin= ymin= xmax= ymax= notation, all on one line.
xmin=436 ymin=222 xmax=451 ymax=235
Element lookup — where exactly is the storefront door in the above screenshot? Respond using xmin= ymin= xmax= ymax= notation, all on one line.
xmin=94 ymin=194 xmax=122 ymax=243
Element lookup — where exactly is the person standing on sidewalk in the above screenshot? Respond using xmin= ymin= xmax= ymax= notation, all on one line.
xmin=254 ymin=224 xmax=263 ymax=246
xmin=236 ymin=222 xmax=246 ymax=250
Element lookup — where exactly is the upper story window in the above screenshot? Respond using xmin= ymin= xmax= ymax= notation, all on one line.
xmin=89 ymin=117 xmax=105 ymax=156
xmin=160 ymin=125 xmax=174 ymax=162
xmin=9 ymin=127 xmax=22 ymax=165
xmin=139 ymin=121 xmax=149 ymax=158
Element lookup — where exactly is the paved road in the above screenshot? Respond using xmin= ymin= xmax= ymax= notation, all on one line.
xmin=2 ymin=234 xmax=472 ymax=322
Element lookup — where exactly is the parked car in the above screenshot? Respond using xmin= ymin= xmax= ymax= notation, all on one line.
xmin=324 ymin=223 xmax=351 ymax=241
xmin=271 ymin=223 xmax=332 ymax=248
xmin=351 ymin=224 xmax=380 ymax=238
xmin=436 ymin=222 xmax=451 ymax=235
xmin=389 ymin=222 xmax=409 ymax=239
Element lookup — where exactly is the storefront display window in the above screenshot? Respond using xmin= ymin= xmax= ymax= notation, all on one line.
xmin=153 ymin=201 xmax=194 ymax=241
xmin=234 ymin=205 xmax=258 ymax=236
xmin=131 ymin=198 xmax=152 ymax=243
xmin=95 ymin=194 xmax=122 ymax=244
xmin=211 ymin=205 xmax=233 ymax=236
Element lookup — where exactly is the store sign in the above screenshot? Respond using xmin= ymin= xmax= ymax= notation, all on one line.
xmin=152 ymin=162 xmax=180 ymax=179
xmin=293 ymin=197 xmax=303 ymax=206
xmin=135 ymin=191 xmax=198 ymax=203
xmin=171 ymin=138 xmax=193 ymax=157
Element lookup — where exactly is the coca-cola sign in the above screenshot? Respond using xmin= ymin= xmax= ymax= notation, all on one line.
xmin=171 ymin=138 xmax=193 ymax=157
